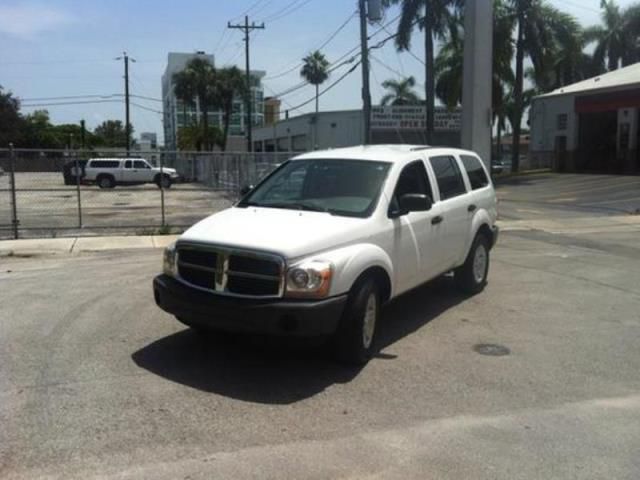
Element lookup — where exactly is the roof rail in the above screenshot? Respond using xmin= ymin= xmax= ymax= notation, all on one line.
xmin=410 ymin=145 xmax=433 ymax=151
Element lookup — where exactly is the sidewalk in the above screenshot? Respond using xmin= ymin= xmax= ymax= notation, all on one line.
xmin=0 ymin=235 xmax=178 ymax=257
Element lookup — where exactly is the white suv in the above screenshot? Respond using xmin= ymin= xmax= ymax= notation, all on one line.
xmin=153 ymin=145 xmax=498 ymax=364
xmin=84 ymin=158 xmax=179 ymax=189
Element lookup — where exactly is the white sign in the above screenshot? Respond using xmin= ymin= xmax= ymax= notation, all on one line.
xmin=371 ymin=106 xmax=461 ymax=132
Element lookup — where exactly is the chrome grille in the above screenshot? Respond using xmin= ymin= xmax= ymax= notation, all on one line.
xmin=176 ymin=243 xmax=284 ymax=298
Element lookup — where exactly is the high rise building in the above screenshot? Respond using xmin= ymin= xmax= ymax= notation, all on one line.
xmin=161 ymin=52 xmax=265 ymax=151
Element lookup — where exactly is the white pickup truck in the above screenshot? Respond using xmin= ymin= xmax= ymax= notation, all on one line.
xmin=83 ymin=158 xmax=179 ymax=189
xmin=153 ymin=145 xmax=499 ymax=364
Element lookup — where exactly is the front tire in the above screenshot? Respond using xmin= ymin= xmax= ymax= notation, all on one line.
xmin=455 ymin=233 xmax=490 ymax=294
xmin=333 ymin=278 xmax=380 ymax=365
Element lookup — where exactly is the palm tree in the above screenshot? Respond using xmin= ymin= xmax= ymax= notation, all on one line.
xmin=381 ymin=76 xmax=421 ymax=105
xmin=300 ymin=50 xmax=330 ymax=149
xmin=183 ymin=57 xmax=217 ymax=150
xmin=172 ymin=70 xmax=196 ymax=129
xmin=215 ymin=67 xmax=247 ymax=152
xmin=509 ymin=0 xmax=554 ymax=172
xmin=585 ymin=0 xmax=640 ymax=72
xmin=387 ymin=0 xmax=459 ymax=144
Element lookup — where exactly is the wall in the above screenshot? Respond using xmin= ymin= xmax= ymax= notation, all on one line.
xmin=529 ymin=95 xmax=578 ymax=171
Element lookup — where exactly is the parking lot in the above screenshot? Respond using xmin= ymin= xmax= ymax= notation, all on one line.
xmin=1 ymin=173 xmax=640 ymax=479
xmin=0 ymin=173 xmax=234 ymax=238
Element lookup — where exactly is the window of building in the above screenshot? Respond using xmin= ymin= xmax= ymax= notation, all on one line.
xmin=429 ymin=155 xmax=467 ymax=200
xmin=460 ymin=155 xmax=489 ymax=190
xmin=557 ymin=113 xmax=568 ymax=130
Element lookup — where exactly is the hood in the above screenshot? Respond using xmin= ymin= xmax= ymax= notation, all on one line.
xmin=179 ymin=206 xmax=370 ymax=259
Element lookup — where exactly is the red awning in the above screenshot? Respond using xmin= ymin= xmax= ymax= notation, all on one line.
xmin=575 ymin=88 xmax=640 ymax=113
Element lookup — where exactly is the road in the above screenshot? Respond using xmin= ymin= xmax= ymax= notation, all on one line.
xmin=1 ymin=173 xmax=640 ymax=479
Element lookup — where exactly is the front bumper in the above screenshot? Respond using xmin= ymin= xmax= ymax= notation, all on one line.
xmin=153 ymin=274 xmax=347 ymax=337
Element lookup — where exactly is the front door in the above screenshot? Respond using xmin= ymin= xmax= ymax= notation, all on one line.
xmin=130 ymin=160 xmax=154 ymax=183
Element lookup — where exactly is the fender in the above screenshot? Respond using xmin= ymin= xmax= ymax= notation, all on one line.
xmin=297 ymin=243 xmax=394 ymax=299
xmin=457 ymin=209 xmax=493 ymax=266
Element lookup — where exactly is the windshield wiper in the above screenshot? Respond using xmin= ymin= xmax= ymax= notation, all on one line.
xmin=242 ymin=201 xmax=330 ymax=213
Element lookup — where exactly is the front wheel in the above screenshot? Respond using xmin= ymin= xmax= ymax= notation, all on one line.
xmin=333 ymin=278 xmax=380 ymax=365
xmin=454 ymin=233 xmax=490 ymax=294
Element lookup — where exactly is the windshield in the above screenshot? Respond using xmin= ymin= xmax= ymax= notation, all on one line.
xmin=238 ymin=159 xmax=391 ymax=218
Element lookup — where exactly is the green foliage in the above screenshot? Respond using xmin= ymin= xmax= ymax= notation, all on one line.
xmin=216 ymin=66 xmax=247 ymax=151
xmin=380 ymin=76 xmax=421 ymax=106
xmin=0 ymin=86 xmax=25 ymax=147
xmin=93 ymin=120 xmax=132 ymax=148
xmin=300 ymin=51 xmax=330 ymax=86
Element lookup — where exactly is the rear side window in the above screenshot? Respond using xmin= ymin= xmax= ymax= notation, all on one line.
xmin=124 ymin=160 xmax=132 ymax=168
xmin=429 ymin=155 xmax=467 ymax=200
xmin=461 ymin=155 xmax=489 ymax=190
xmin=90 ymin=160 xmax=120 ymax=168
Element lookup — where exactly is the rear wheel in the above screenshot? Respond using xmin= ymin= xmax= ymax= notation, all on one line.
xmin=454 ymin=233 xmax=490 ymax=294
xmin=333 ymin=278 xmax=380 ymax=365
xmin=156 ymin=174 xmax=172 ymax=189
xmin=97 ymin=175 xmax=115 ymax=189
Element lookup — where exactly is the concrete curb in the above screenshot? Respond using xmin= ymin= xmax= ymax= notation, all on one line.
xmin=0 ymin=235 xmax=179 ymax=257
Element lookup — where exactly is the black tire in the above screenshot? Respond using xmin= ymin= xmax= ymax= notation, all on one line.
xmin=454 ymin=233 xmax=490 ymax=294
xmin=333 ymin=278 xmax=380 ymax=365
xmin=156 ymin=174 xmax=172 ymax=189
xmin=97 ymin=175 xmax=115 ymax=189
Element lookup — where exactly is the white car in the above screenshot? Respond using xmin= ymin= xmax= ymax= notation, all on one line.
xmin=83 ymin=158 xmax=179 ymax=189
xmin=154 ymin=145 xmax=499 ymax=364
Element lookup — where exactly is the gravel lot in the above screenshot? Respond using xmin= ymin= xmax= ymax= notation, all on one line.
xmin=1 ymin=173 xmax=640 ymax=479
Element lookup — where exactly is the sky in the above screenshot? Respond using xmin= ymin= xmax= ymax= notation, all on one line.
xmin=0 ymin=0 xmax=636 ymax=146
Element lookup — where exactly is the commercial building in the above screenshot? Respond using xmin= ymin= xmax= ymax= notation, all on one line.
xmin=252 ymin=105 xmax=461 ymax=153
xmin=161 ymin=52 xmax=265 ymax=151
xmin=529 ymin=63 xmax=640 ymax=173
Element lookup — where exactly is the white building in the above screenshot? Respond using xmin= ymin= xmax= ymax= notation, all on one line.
xmin=529 ymin=63 xmax=640 ymax=174
xmin=161 ymin=52 xmax=265 ymax=151
xmin=252 ymin=106 xmax=461 ymax=153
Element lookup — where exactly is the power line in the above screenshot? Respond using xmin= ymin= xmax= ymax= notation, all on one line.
xmin=286 ymin=60 xmax=361 ymax=111
xmin=262 ymin=0 xmax=313 ymax=22
xmin=21 ymin=99 xmax=124 ymax=107
xmin=130 ymin=102 xmax=163 ymax=115
xmin=264 ymin=10 xmax=357 ymax=81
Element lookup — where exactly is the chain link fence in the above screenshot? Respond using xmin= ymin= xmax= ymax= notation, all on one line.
xmin=0 ymin=147 xmax=290 ymax=239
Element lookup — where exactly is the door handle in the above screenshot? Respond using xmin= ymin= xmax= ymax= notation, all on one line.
xmin=468 ymin=204 xmax=477 ymax=212
xmin=431 ymin=215 xmax=443 ymax=225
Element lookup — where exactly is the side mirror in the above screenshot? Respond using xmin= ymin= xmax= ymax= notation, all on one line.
xmin=239 ymin=184 xmax=254 ymax=196
xmin=399 ymin=193 xmax=433 ymax=213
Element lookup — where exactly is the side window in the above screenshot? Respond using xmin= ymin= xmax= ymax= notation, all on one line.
xmin=124 ymin=160 xmax=132 ymax=169
xmin=460 ymin=155 xmax=489 ymax=190
xmin=429 ymin=155 xmax=467 ymax=200
xmin=134 ymin=160 xmax=148 ymax=169
xmin=389 ymin=160 xmax=432 ymax=215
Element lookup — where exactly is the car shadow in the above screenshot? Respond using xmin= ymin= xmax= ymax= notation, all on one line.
xmin=132 ymin=276 xmax=466 ymax=404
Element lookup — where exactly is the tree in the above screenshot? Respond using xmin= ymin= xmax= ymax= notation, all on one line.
xmin=509 ymin=0 xmax=554 ymax=172
xmin=584 ymin=0 xmax=640 ymax=72
xmin=183 ymin=57 xmax=218 ymax=150
xmin=94 ymin=120 xmax=131 ymax=147
xmin=380 ymin=76 xmax=421 ymax=105
xmin=387 ymin=0 xmax=459 ymax=144
xmin=172 ymin=69 xmax=197 ymax=132
xmin=0 ymin=86 xmax=24 ymax=147
xmin=215 ymin=66 xmax=247 ymax=151
xmin=300 ymin=50 xmax=330 ymax=149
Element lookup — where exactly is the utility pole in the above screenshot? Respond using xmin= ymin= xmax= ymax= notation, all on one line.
xmin=359 ymin=0 xmax=372 ymax=145
xmin=116 ymin=52 xmax=135 ymax=156
xmin=228 ymin=16 xmax=264 ymax=152
xmin=80 ymin=119 xmax=86 ymax=150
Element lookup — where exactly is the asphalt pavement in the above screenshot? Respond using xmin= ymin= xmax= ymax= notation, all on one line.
xmin=1 ymin=173 xmax=640 ymax=479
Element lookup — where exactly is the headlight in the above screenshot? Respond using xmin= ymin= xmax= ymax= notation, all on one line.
xmin=285 ymin=260 xmax=333 ymax=298
xmin=163 ymin=242 xmax=177 ymax=277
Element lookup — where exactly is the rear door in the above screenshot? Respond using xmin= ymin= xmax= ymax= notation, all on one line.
xmin=427 ymin=154 xmax=470 ymax=269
